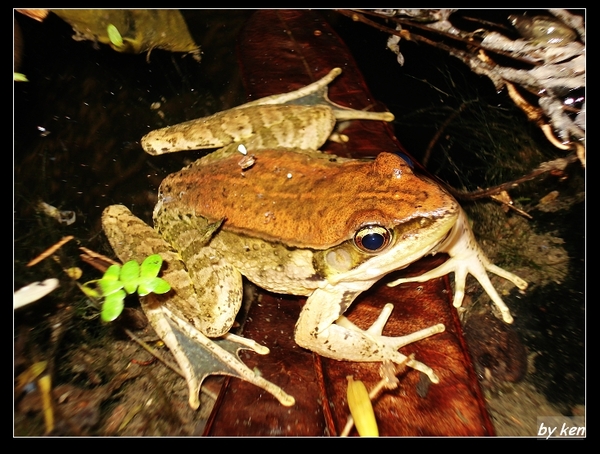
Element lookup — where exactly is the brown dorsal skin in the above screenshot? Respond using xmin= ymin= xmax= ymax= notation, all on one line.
xmin=161 ymin=149 xmax=453 ymax=249
xmin=204 ymin=10 xmax=494 ymax=436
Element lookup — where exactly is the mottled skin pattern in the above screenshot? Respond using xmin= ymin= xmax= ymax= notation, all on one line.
xmin=102 ymin=68 xmax=528 ymax=409
xmin=157 ymin=148 xmax=452 ymax=248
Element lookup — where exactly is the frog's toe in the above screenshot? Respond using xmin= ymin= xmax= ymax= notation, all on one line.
xmin=336 ymin=314 xmax=442 ymax=384
xmin=338 ymin=303 xmax=445 ymax=346
xmin=145 ymin=301 xmax=295 ymax=409
xmin=331 ymin=304 xmax=444 ymax=383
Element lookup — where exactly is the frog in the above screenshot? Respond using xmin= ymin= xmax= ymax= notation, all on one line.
xmin=102 ymin=68 xmax=528 ymax=410
xmin=508 ymin=13 xmax=578 ymax=46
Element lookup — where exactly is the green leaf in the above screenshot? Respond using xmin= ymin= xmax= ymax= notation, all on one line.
xmin=151 ymin=278 xmax=171 ymax=294
xmin=140 ymin=254 xmax=163 ymax=278
xmin=120 ymin=259 xmax=140 ymax=282
xmin=14 ymin=72 xmax=29 ymax=82
xmin=98 ymin=278 xmax=124 ymax=297
xmin=120 ymin=260 xmax=140 ymax=294
xmin=101 ymin=290 xmax=126 ymax=322
xmin=137 ymin=277 xmax=171 ymax=296
xmin=124 ymin=282 xmax=138 ymax=295
xmin=80 ymin=281 xmax=103 ymax=299
xmin=91 ymin=255 xmax=171 ymax=322
xmin=103 ymin=264 xmax=122 ymax=281
xmin=106 ymin=24 xmax=124 ymax=48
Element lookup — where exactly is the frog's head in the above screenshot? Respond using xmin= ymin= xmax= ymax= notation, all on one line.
xmin=312 ymin=152 xmax=459 ymax=286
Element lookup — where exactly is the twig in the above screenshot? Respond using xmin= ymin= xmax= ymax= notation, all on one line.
xmin=27 ymin=236 xmax=75 ymax=267
xmin=447 ymin=153 xmax=579 ymax=202
xmin=422 ymin=101 xmax=474 ymax=167
xmin=79 ymin=246 xmax=120 ymax=272
xmin=123 ymin=328 xmax=183 ymax=377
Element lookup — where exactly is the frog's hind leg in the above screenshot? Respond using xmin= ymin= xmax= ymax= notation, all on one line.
xmin=240 ymin=67 xmax=395 ymax=123
xmin=145 ymin=300 xmax=295 ymax=410
xmin=102 ymin=205 xmax=295 ymax=410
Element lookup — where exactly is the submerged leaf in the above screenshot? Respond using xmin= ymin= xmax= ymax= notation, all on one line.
xmin=106 ymin=24 xmax=124 ymax=48
xmin=51 ymin=9 xmax=200 ymax=59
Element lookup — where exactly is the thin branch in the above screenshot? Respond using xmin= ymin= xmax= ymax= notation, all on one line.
xmin=447 ymin=153 xmax=579 ymax=202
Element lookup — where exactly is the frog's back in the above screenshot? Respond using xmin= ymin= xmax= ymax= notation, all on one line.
xmin=157 ymin=149 xmax=457 ymax=249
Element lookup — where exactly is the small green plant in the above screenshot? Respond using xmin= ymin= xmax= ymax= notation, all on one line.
xmin=83 ymin=254 xmax=171 ymax=322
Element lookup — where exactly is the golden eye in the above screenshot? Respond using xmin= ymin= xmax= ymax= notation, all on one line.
xmin=354 ymin=225 xmax=392 ymax=253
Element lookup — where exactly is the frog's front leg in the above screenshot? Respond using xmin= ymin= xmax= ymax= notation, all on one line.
xmin=294 ymin=286 xmax=445 ymax=383
xmin=388 ymin=208 xmax=528 ymax=323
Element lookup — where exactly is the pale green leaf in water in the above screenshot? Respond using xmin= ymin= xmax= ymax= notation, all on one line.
xmin=106 ymin=23 xmax=124 ymax=48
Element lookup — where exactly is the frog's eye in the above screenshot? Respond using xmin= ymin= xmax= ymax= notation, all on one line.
xmin=354 ymin=225 xmax=392 ymax=253
xmin=393 ymin=151 xmax=414 ymax=169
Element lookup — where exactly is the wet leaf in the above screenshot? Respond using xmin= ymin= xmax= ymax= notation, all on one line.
xmin=51 ymin=9 xmax=200 ymax=59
